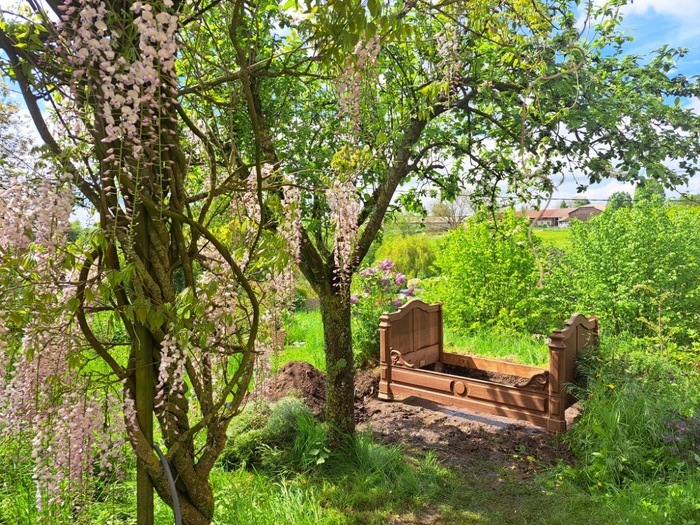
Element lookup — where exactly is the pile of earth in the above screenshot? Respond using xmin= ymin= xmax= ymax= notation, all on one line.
xmin=262 ymin=360 xmax=379 ymax=420
xmin=261 ymin=360 xmax=576 ymax=474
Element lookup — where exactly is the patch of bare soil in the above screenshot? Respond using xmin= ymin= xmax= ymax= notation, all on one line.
xmin=263 ymin=362 xmax=575 ymax=475
xmin=264 ymin=361 xmax=326 ymax=417
xmin=440 ymin=363 xmax=546 ymax=389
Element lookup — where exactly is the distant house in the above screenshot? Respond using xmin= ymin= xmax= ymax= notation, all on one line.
xmin=567 ymin=204 xmax=605 ymax=223
xmin=520 ymin=204 xmax=605 ymax=227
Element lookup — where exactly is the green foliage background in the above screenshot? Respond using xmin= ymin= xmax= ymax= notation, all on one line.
xmin=426 ymin=209 xmax=562 ymax=334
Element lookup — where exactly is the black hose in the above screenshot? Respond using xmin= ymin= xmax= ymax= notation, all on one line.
xmin=153 ymin=443 xmax=182 ymax=525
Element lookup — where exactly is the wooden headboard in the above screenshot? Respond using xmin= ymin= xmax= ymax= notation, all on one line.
xmin=379 ymin=300 xmax=443 ymax=369
xmin=546 ymin=313 xmax=599 ymax=418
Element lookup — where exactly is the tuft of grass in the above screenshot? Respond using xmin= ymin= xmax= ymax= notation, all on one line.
xmin=219 ymin=397 xmax=448 ymax=523
xmin=210 ymin=469 xmax=342 ymax=525
xmin=443 ymin=325 xmax=549 ymax=367
xmin=560 ymin=343 xmax=700 ymax=524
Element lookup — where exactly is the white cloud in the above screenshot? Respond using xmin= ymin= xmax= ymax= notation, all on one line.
xmin=621 ymin=0 xmax=700 ymax=18
xmin=552 ymin=175 xmax=635 ymax=202
xmin=579 ymin=179 xmax=635 ymax=201
xmin=687 ymin=97 xmax=700 ymax=115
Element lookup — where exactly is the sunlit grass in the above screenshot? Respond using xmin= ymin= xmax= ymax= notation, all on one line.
xmin=275 ymin=310 xmax=326 ymax=372
xmin=532 ymin=227 xmax=572 ymax=250
xmin=443 ymin=326 xmax=549 ymax=367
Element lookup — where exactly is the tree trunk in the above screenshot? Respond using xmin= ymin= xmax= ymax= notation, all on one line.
xmin=135 ymin=325 xmax=156 ymax=525
xmin=152 ymin=479 xmax=214 ymax=525
xmin=134 ymin=203 xmax=156 ymax=525
xmin=318 ymin=291 xmax=355 ymax=442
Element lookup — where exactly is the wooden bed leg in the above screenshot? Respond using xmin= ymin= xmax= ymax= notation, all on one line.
xmin=547 ymin=331 xmax=568 ymax=432
xmin=378 ymin=313 xmax=393 ymax=401
xmin=546 ymin=398 xmax=567 ymax=433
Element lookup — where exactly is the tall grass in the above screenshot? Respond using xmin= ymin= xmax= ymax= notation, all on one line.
xmin=218 ymin=396 xmax=448 ymax=524
xmin=275 ymin=310 xmax=325 ymax=372
xmin=560 ymin=342 xmax=700 ymax=524
xmin=211 ymin=470 xmax=340 ymax=525
xmin=443 ymin=325 xmax=549 ymax=367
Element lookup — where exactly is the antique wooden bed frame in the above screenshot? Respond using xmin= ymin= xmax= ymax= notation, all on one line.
xmin=378 ymin=300 xmax=599 ymax=432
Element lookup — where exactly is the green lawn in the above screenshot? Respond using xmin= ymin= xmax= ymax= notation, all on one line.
xmin=532 ymin=227 xmax=572 ymax=250
xmin=274 ymin=309 xmax=326 ymax=372
xmin=279 ymin=309 xmax=550 ymax=369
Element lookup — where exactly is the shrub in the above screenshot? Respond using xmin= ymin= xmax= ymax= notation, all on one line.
xmin=568 ymin=199 xmax=700 ymax=349
xmin=351 ymin=259 xmax=413 ymax=367
xmin=374 ymin=234 xmax=436 ymax=278
xmin=427 ymin=209 xmax=560 ymax=334
xmin=220 ymin=397 xmax=328 ymax=474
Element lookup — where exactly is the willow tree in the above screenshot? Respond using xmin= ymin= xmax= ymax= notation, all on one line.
xmin=199 ymin=0 xmax=700 ymax=441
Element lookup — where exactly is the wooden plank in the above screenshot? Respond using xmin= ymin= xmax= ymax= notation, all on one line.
xmin=397 ymin=344 xmax=440 ymax=368
xmin=442 ymin=353 xmax=545 ymax=378
xmin=391 ymin=315 xmax=414 ymax=355
xmin=390 ymin=368 xmax=547 ymax=412
xmin=391 ymin=368 xmax=455 ymax=393
xmin=466 ymin=382 xmax=547 ymax=412
xmin=387 ymin=383 xmax=550 ymax=429
xmin=413 ymin=307 xmax=440 ymax=351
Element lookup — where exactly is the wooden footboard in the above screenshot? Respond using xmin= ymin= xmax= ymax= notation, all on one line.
xmin=378 ymin=300 xmax=599 ymax=432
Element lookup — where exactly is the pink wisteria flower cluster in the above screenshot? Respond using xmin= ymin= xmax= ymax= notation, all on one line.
xmin=0 ymin=177 xmax=72 ymax=258
xmin=281 ymin=182 xmax=302 ymax=264
xmin=155 ymin=327 xmax=187 ymax=411
xmin=326 ymin=177 xmax=361 ymax=283
xmin=334 ymin=36 xmax=381 ymax=135
xmin=0 ymin=320 xmax=124 ymax=512
xmin=58 ymin=0 xmax=179 ymax=162
xmin=435 ymin=21 xmax=461 ymax=88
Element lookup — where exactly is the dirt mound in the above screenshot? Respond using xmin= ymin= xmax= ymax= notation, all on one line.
xmin=264 ymin=361 xmax=326 ymax=417
xmin=355 ymin=368 xmax=380 ymax=399
xmin=264 ymin=362 xmax=381 ymax=420
xmin=355 ymin=368 xmax=380 ymax=422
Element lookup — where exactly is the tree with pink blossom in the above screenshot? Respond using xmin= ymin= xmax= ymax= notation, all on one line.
xmin=0 ymin=2 xmax=281 ymax=524
xmin=2 ymin=0 xmax=700 ymax=522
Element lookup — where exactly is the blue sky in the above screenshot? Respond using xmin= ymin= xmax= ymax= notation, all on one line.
xmin=557 ymin=0 xmax=700 ymax=203
xmin=2 ymin=0 xmax=699 ymax=206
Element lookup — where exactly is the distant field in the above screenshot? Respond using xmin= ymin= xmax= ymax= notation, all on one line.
xmin=532 ymin=227 xmax=571 ymax=249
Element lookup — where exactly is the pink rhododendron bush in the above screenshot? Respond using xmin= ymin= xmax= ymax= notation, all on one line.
xmin=351 ymin=259 xmax=414 ymax=367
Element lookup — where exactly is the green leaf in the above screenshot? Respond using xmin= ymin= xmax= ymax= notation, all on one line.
xmin=367 ymin=0 xmax=380 ymax=18
xmin=134 ymin=306 xmax=148 ymax=325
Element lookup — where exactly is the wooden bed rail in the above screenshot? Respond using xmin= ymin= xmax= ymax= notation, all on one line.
xmin=378 ymin=300 xmax=599 ymax=432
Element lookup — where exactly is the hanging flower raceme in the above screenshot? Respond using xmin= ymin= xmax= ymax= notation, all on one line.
xmin=334 ymin=35 xmax=381 ymax=136
xmin=0 ymin=177 xmax=72 ymax=259
xmin=0 ymin=319 xmax=123 ymax=511
xmin=326 ymin=177 xmax=361 ymax=284
xmin=57 ymin=0 xmax=180 ymax=165
xmin=281 ymin=183 xmax=302 ymax=263
xmin=155 ymin=327 xmax=187 ymax=412
xmin=435 ymin=21 xmax=461 ymax=89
